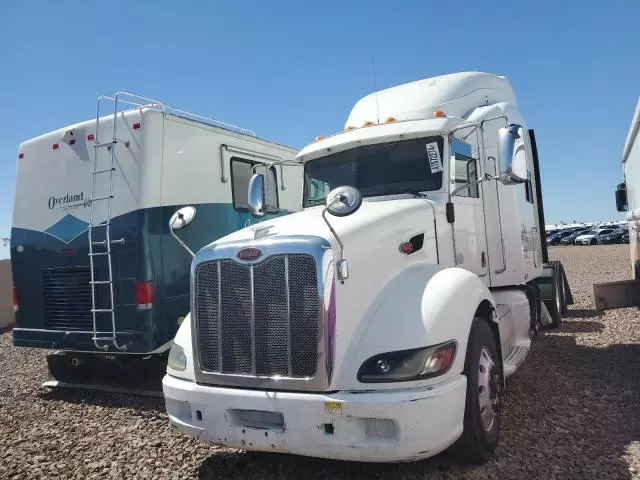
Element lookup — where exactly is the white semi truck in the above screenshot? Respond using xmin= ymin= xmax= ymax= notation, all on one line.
xmin=162 ymin=72 xmax=571 ymax=463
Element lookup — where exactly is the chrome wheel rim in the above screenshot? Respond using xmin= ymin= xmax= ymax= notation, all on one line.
xmin=478 ymin=346 xmax=499 ymax=432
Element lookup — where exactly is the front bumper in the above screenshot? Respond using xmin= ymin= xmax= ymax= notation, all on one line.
xmin=162 ymin=373 xmax=467 ymax=463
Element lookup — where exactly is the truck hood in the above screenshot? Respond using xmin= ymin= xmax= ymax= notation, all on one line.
xmin=204 ymin=195 xmax=440 ymax=255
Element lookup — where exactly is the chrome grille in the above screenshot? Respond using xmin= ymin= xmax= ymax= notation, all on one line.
xmin=195 ymin=254 xmax=319 ymax=378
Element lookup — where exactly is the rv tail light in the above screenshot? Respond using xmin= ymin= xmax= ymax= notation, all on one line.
xmin=433 ymin=110 xmax=446 ymax=118
xmin=344 ymin=126 xmax=355 ymax=131
xmin=132 ymin=122 xmax=141 ymax=130
xmin=13 ymin=287 xmax=19 ymax=313
xmin=69 ymin=139 xmax=76 ymax=145
xmin=385 ymin=117 xmax=397 ymax=123
xmin=52 ymin=143 xmax=59 ymax=150
xmin=314 ymin=135 xmax=324 ymax=141
xmin=134 ymin=281 xmax=153 ymax=310
xmin=363 ymin=120 xmax=376 ymax=127
xmin=18 ymin=153 xmax=24 ymax=159
xmin=87 ymin=133 xmax=95 ymax=141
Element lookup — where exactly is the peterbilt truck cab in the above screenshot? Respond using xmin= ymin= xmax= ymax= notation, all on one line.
xmin=161 ymin=72 xmax=570 ymax=463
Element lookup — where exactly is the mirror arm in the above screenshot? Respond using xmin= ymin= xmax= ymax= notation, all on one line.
xmin=448 ymin=174 xmax=495 ymax=201
xmin=170 ymin=220 xmax=195 ymax=257
xmin=321 ymin=195 xmax=346 ymax=256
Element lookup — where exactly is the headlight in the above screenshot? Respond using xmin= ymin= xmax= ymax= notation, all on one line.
xmin=167 ymin=343 xmax=187 ymax=371
xmin=357 ymin=340 xmax=457 ymax=383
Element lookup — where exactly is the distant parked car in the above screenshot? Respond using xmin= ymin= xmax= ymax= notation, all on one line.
xmin=599 ymin=228 xmax=626 ymax=244
xmin=560 ymin=228 xmax=592 ymax=245
xmin=546 ymin=229 xmax=576 ymax=246
xmin=546 ymin=232 xmax=561 ymax=245
xmin=575 ymin=228 xmax=620 ymax=245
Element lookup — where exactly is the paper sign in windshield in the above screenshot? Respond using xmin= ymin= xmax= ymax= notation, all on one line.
xmin=426 ymin=142 xmax=442 ymax=174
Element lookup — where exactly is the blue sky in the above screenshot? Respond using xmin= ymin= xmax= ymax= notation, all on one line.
xmin=1 ymin=1 xmax=639 ymax=258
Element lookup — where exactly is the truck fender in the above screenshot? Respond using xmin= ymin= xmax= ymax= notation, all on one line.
xmin=346 ymin=265 xmax=498 ymax=387
xmin=167 ymin=312 xmax=196 ymax=381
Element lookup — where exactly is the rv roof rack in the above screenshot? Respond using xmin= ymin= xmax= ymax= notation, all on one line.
xmin=96 ymin=91 xmax=257 ymax=137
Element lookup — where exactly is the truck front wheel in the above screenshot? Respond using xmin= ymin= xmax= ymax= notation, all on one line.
xmin=450 ymin=318 xmax=503 ymax=464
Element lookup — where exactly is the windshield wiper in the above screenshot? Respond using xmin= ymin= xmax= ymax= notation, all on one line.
xmin=367 ymin=189 xmax=429 ymax=199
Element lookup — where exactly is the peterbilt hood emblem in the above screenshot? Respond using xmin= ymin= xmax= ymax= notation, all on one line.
xmin=237 ymin=247 xmax=262 ymax=261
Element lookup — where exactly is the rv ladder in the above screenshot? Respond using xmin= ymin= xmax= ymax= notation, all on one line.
xmin=87 ymin=94 xmax=149 ymax=353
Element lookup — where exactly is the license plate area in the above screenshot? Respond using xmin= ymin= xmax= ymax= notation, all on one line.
xmin=226 ymin=409 xmax=285 ymax=432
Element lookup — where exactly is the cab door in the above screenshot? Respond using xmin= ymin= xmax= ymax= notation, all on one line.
xmin=450 ymin=138 xmax=489 ymax=279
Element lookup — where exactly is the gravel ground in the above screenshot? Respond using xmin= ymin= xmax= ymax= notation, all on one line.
xmin=1 ymin=244 xmax=640 ymax=479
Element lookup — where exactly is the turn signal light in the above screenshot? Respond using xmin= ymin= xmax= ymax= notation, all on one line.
xmin=345 ymin=126 xmax=355 ymax=131
xmin=385 ymin=116 xmax=397 ymax=123
xmin=363 ymin=120 xmax=376 ymax=127
xmin=315 ymin=135 xmax=325 ymax=141
xmin=433 ymin=110 xmax=446 ymax=118
xmin=400 ymin=242 xmax=414 ymax=254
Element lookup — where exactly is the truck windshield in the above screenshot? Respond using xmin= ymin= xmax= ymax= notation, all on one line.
xmin=303 ymin=136 xmax=444 ymax=207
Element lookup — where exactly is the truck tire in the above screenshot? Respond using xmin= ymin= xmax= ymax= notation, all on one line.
xmin=450 ymin=318 xmax=503 ymax=464
xmin=544 ymin=262 xmax=564 ymax=327
xmin=559 ymin=264 xmax=568 ymax=315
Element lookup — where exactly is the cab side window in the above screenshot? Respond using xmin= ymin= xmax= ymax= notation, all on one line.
xmin=450 ymin=138 xmax=479 ymax=198
xmin=515 ymin=135 xmax=534 ymax=204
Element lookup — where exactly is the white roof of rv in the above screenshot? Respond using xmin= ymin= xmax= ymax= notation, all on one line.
xmin=622 ymin=97 xmax=640 ymax=164
xmin=345 ymin=71 xmax=517 ymax=128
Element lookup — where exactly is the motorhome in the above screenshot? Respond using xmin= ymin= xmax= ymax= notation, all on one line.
xmin=162 ymin=72 xmax=571 ymax=463
xmin=10 ymin=92 xmax=301 ymax=390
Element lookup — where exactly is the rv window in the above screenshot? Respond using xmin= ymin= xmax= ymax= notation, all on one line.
xmin=230 ymin=158 xmax=279 ymax=212
xmin=451 ymin=153 xmax=479 ymax=198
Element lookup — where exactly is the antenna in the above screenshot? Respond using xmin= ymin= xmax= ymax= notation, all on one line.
xmin=372 ymin=56 xmax=380 ymax=124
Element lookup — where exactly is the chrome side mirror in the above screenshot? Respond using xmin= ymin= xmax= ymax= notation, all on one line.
xmin=169 ymin=206 xmax=196 ymax=257
xmin=169 ymin=206 xmax=196 ymax=231
xmin=497 ymin=124 xmax=527 ymax=185
xmin=321 ymin=186 xmax=363 ymax=282
xmin=325 ymin=185 xmax=363 ymax=217
xmin=248 ymin=173 xmax=266 ymax=217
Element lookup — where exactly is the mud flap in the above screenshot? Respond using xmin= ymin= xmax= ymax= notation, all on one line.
xmin=529 ymin=261 xmax=573 ymax=328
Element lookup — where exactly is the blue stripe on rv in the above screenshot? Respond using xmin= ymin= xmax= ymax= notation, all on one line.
xmin=10 ymin=203 xmax=289 ymax=354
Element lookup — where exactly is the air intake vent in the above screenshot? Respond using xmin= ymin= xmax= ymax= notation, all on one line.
xmin=43 ymin=266 xmax=97 ymax=331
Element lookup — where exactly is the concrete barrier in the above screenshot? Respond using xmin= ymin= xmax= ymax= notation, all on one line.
xmin=0 ymin=259 xmax=15 ymax=331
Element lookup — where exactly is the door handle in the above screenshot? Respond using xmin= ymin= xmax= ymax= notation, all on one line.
xmin=481 ymin=251 xmax=486 ymax=268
